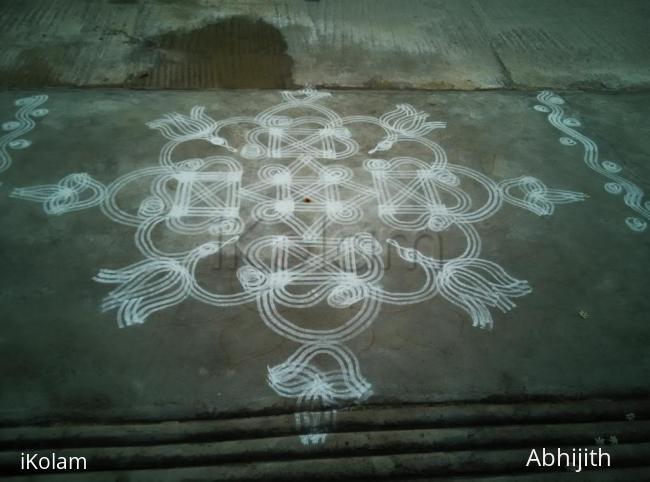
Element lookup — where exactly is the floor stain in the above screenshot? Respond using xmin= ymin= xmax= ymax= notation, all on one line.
xmin=0 ymin=48 xmax=63 ymax=87
xmin=133 ymin=16 xmax=295 ymax=89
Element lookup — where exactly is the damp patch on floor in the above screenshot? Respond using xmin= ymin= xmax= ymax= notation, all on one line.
xmin=130 ymin=16 xmax=295 ymax=89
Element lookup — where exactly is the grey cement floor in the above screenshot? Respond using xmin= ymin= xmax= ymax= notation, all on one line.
xmin=1 ymin=2 xmax=650 ymax=479
xmin=1 ymin=88 xmax=649 ymax=425
xmin=0 ymin=0 xmax=649 ymax=91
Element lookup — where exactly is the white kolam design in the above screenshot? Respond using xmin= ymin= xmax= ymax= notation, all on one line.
xmin=0 ymin=95 xmax=48 ymax=176
xmin=10 ymin=173 xmax=105 ymax=214
xmin=535 ymin=91 xmax=650 ymax=232
xmin=12 ymin=88 xmax=586 ymax=443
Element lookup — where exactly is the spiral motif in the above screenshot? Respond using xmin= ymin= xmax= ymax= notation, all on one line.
xmin=266 ymin=115 xmax=292 ymax=127
xmin=601 ymin=161 xmax=622 ymax=173
xmin=604 ymin=182 xmax=622 ymax=195
xmin=328 ymin=203 xmax=362 ymax=224
xmin=176 ymin=158 xmax=204 ymax=170
xmin=327 ymin=284 xmax=366 ymax=308
xmin=354 ymin=233 xmax=382 ymax=255
xmin=64 ymin=173 xmax=91 ymax=189
xmin=252 ymin=202 xmax=284 ymax=222
xmin=241 ymin=143 xmax=264 ymax=159
xmin=32 ymin=108 xmax=49 ymax=118
xmin=15 ymin=96 xmax=40 ymax=107
xmin=563 ymin=117 xmax=581 ymax=127
xmin=8 ymin=139 xmax=31 ymax=149
xmin=364 ymin=158 xmax=389 ymax=171
xmin=433 ymin=169 xmax=460 ymax=186
xmin=533 ymin=105 xmax=550 ymax=113
xmin=559 ymin=137 xmax=576 ymax=146
xmin=320 ymin=166 xmax=352 ymax=183
xmin=259 ymin=164 xmax=291 ymax=183
xmin=625 ymin=217 xmax=647 ymax=232
xmin=208 ymin=218 xmax=242 ymax=235
xmin=138 ymin=196 xmax=166 ymax=216
xmin=237 ymin=266 xmax=268 ymax=292
xmin=427 ymin=215 xmax=452 ymax=232
xmin=2 ymin=121 xmax=20 ymax=131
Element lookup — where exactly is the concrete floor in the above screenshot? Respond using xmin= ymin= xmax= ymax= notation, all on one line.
xmin=1 ymin=1 xmax=649 ymax=480
xmin=0 ymin=0 xmax=649 ymax=90
xmin=1 ymin=88 xmax=650 ymax=421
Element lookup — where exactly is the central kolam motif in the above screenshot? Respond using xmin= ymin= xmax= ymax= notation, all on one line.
xmin=12 ymin=89 xmax=587 ymax=443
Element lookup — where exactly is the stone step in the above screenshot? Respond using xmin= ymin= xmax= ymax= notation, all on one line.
xmin=2 ymin=398 xmax=649 ymax=449
xmin=1 ymin=397 xmax=649 ymax=480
